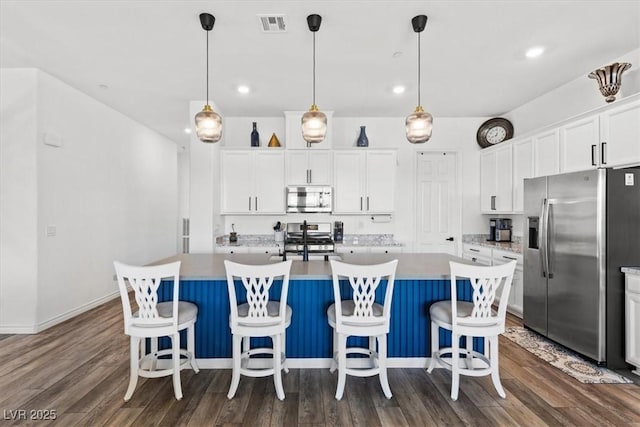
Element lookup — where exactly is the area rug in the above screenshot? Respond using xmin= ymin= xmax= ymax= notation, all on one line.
xmin=503 ymin=326 xmax=632 ymax=384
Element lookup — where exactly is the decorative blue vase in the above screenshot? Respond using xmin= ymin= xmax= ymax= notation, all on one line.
xmin=356 ymin=126 xmax=369 ymax=147
xmin=251 ymin=122 xmax=260 ymax=147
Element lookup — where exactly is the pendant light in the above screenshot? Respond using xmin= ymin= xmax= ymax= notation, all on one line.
xmin=194 ymin=13 xmax=222 ymax=143
xmin=301 ymin=14 xmax=327 ymax=146
xmin=405 ymin=15 xmax=433 ymax=144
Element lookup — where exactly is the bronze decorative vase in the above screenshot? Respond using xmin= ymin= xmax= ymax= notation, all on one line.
xmin=588 ymin=62 xmax=632 ymax=103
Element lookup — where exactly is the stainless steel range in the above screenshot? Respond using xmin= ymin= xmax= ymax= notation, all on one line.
xmin=283 ymin=221 xmax=335 ymax=261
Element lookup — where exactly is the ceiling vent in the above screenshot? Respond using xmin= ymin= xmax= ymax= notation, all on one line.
xmin=258 ymin=14 xmax=286 ymax=33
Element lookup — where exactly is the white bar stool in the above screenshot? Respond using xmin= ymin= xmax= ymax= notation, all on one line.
xmin=114 ymin=260 xmax=199 ymax=401
xmin=327 ymin=259 xmax=398 ymax=400
xmin=224 ymin=260 xmax=292 ymax=400
xmin=427 ymin=260 xmax=516 ymax=400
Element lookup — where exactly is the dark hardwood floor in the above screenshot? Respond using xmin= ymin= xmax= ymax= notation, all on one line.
xmin=1 ymin=297 xmax=639 ymax=426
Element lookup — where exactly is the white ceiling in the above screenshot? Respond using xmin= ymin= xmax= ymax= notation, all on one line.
xmin=1 ymin=1 xmax=639 ymax=145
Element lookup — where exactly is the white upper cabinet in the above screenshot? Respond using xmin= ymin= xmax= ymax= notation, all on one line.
xmin=512 ymin=137 xmax=534 ymax=213
xmin=333 ymin=150 xmax=396 ymax=214
xmin=599 ymin=100 xmax=640 ymax=168
xmin=533 ymin=129 xmax=560 ymax=177
xmin=284 ymin=111 xmax=334 ymax=150
xmin=286 ymin=151 xmax=332 ymax=185
xmin=560 ymin=115 xmax=600 ymax=173
xmin=221 ymin=150 xmax=285 ymax=214
xmin=480 ymin=144 xmax=513 ymax=213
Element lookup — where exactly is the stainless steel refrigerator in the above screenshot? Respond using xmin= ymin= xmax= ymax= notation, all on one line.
xmin=523 ymin=167 xmax=640 ymax=368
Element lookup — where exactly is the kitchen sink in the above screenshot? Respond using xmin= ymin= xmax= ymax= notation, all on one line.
xmin=268 ymin=254 xmax=342 ymax=262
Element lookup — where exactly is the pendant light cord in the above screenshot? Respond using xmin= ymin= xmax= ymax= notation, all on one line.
xmin=206 ymin=30 xmax=210 ymax=104
xmin=312 ymin=31 xmax=316 ymax=106
xmin=417 ymin=31 xmax=421 ymax=107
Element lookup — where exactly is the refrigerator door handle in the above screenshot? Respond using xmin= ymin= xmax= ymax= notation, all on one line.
xmin=540 ymin=199 xmax=548 ymax=278
xmin=545 ymin=201 xmax=554 ymax=279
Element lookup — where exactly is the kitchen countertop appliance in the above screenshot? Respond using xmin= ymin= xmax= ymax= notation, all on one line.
xmin=283 ymin=221 xmax=335 ymax=261
xmin=489 ymin=218 xmax=512 ymax=242
xmin=523 ymin=167 xmax=640 ymax=368
xmin=333 ymin=221 xmax=344 ymax=242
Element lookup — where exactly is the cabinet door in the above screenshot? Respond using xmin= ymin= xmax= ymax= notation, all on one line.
xmin=480 ymin=150 xmax=497 ymax=212
xmin=512 ymin=138 xmax=534 ymax=213
xmin=560 ymin=115 xmax=599 ymax=173
xmin=254 ymin=151 xmax=285 ymax=214
xmin=308 ymin=151 xmax=332 ymax=184
xmin=534 ymin=129 xmax=560 ymax=177
xmin=494 ymin=145 xmax=513 ymax=212
xmin=333 ymin=151 xmax=366 ymax=213
xmin=221 ymin=151 xmax=253 ymax=214
xmin=365 ymin=151 xmax=396 ymax=213
xmin=286 ymin=151 xmax=309 ymax=185
xmin=600 ymin=100 xmax=640 ymax=168
xmin=492 ymin=249 xmax=523 ymax=318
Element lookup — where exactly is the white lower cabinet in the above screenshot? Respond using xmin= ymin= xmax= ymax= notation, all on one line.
xmin=491 ymin=249 xmax=523 ymax=317
xmin=248 ymin=246 xmax=282 ymax=254
xmin=461 ymin=244 xmax=492 ymax=265
xmin=625 ymin=273 xmax=640 ymax=374
xmin=336 ymin=246 xmax=403 ymax=255
xmin=462 ymin=244 xmax=523 ymax=318
xmin=214 ymin=246 xmax=249 ymax=254
xmin=369 ymin=246 xmax=403 ymax=254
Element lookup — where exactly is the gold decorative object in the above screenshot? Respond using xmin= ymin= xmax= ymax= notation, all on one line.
xmin=268 ymin=133 xmax=281 ymax=147
xmin=588 ymin=62 xmax=632 ymax=103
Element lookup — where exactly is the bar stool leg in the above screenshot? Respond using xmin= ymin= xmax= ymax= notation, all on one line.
xmin=228 ymin=335 xmax=242 ymax=399
xmin=377 ymin=335 xmax=392 ymax=399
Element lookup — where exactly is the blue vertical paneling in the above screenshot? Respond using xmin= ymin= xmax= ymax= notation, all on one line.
xmin=158 ymin=277 xmax=479 ymax=359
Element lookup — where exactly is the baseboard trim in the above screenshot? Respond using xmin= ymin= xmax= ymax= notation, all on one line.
xmin=0 ymin=291 xmax=120 ymax=334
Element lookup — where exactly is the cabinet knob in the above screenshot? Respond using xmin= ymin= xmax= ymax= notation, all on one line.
xmin=446 ymin=237 xmax=454 ymax=241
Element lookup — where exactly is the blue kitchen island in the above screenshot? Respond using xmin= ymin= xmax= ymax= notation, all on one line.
xmin=152 ymin=253 xmax=478 ymax=368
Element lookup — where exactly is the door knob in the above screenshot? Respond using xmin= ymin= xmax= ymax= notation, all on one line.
xmin=445 ymin=237 xmax=454 ymax=241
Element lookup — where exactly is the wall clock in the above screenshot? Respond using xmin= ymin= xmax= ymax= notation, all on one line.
xmin=476 ymin=118 xmax=514 ymax=148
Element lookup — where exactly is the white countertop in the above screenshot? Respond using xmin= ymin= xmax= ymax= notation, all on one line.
xmin=462 ymin=234 xmax=522 ymax=254
xmin=151 ymin=252 xmax=469 ymax=281
xmin=215 ymin=234 xmax=404 ymax=248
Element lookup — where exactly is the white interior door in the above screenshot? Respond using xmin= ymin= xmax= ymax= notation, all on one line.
xmin=416 ymin=152 xmax=459 ymax=254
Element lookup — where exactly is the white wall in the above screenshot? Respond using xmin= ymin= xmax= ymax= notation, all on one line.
xmin=507 ymin=48 xmax=640 ymax=136
xmin=0 ymin=68 xmax=180 ymax=333
xmin=0 ymin=69 xmax=39 ymax=331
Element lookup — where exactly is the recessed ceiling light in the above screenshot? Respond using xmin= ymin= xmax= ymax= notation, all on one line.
xmin=184 ymin=128 xmax=192 ymax=134
xmin=525 ymin=46 xmax=545 ymax=58
xmin=237 ymin=85 xmax=250 ymax=94
xmin=393 ymin=85 xmax=406 ymax=94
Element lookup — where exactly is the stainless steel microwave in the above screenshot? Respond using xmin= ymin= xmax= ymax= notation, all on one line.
xmin=286 ymin=186 xmax=332 ymax=213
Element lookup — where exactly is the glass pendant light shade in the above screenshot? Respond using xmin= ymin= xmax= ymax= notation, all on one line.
xmin=302 ymin=104 xmax=327 ymax=144
xmin=406 ymin=15 xmax=432 ymax=144
xmin=195 ymin=104 xmax=222 ymax=143
xmin=301 ymin=14 xmax=326 ymax=146
xmin=406 ymin=106 xmax=433 ymax=144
